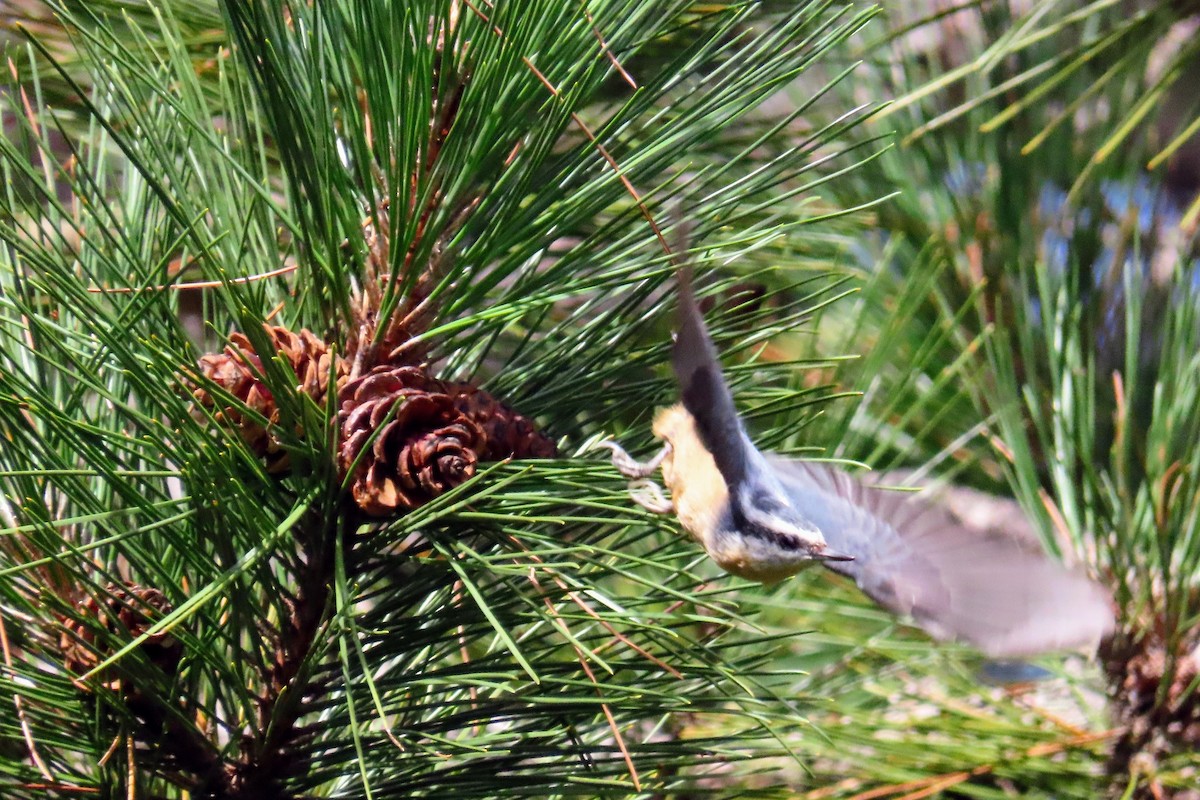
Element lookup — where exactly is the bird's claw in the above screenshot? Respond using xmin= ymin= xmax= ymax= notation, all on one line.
xmin=628 ymin=479 xmax=674 ymax=514
xmin=589 ymin=439 xmax=674 ymax=513
xmin=594 ymin=440 xmax=671 ymax=480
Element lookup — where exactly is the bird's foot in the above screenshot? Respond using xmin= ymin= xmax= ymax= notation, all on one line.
xmin=594 ymin=440 xmax=672 ymax=479
xmin=628 ymin=478 xmax=674 ymax=514
xmin=589 ymin=439 xmax=673 ymax=513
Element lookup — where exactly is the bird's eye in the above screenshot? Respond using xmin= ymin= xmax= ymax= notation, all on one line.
xmin=779 ymin=533 xmax=801 ymax=551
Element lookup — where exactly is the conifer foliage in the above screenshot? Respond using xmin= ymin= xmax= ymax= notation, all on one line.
xmin=0 ymin=1 xmax=877 ymax=796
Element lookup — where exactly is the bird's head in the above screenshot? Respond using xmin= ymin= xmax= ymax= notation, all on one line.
xmin=730 ymin=483 xmax=854 ymax=562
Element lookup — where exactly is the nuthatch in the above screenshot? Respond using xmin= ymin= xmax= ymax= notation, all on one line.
xmin=601 ymin=270 xmax=1114 ymax=657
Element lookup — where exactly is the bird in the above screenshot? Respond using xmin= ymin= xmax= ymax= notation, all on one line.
xmin=599 ymin=269 xmax=1114 ymax=658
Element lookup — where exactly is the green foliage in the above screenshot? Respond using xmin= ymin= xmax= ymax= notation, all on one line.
xmin=880 ymin=1 xmax=1200 ymax=220
xmin=0 ymin=1 xmax=886 ymax=797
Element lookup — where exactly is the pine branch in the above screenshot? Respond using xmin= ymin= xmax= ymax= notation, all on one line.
xmin=1 ymin=1 xmax=885 ymax=797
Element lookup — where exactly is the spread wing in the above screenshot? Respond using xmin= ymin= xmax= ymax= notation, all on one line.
xmin=673 ymin=270 xmax=822 ymax=540
xmin=765 ymin=456 xmax=1115 ymax=657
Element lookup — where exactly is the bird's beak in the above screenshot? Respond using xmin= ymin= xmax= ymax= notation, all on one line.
xmin=815 ymin=548 xmax=855 ymax=562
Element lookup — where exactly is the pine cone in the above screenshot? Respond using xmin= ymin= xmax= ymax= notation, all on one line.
xmin=339 ymin=366 xmax=485 ymax=516
xmin=338 ymin=365 xmax=556 ymax=516
xmin=446 ymin=382 xmax=557 ymax=460
xmin=60 ymin=582 xmax=182 ymax=694
xmin=190 ymin=326 xmax=348 ymax=472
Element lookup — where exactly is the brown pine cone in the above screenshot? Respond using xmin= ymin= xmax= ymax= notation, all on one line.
xmin=59 ymin=582 xmax=182 ymax=694
xmin=339 ymin=366 xmax=486 ymax=516
xmin=446 ymin=382 xmax=557 ymax=461
xmin=191 ymin=326 xmax=348 ymax=472
xmin=338 ymin=365 xmax=556 ymax=516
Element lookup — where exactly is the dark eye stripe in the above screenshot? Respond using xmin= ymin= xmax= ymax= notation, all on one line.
xmin=730 ymin=503 xmax=805 ymax=551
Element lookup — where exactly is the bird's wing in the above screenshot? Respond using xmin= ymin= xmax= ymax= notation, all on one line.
xmin=765 ymin=455 xmax=1114 ymax=657
xmin=676 ymin=271 xmax=787 ymax=501
xmin=672 ymin=268 xmax=756 ymax=490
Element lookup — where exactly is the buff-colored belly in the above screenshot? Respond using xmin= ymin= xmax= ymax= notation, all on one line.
xmin=653 ymin=405 xmax=727 ymax=544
